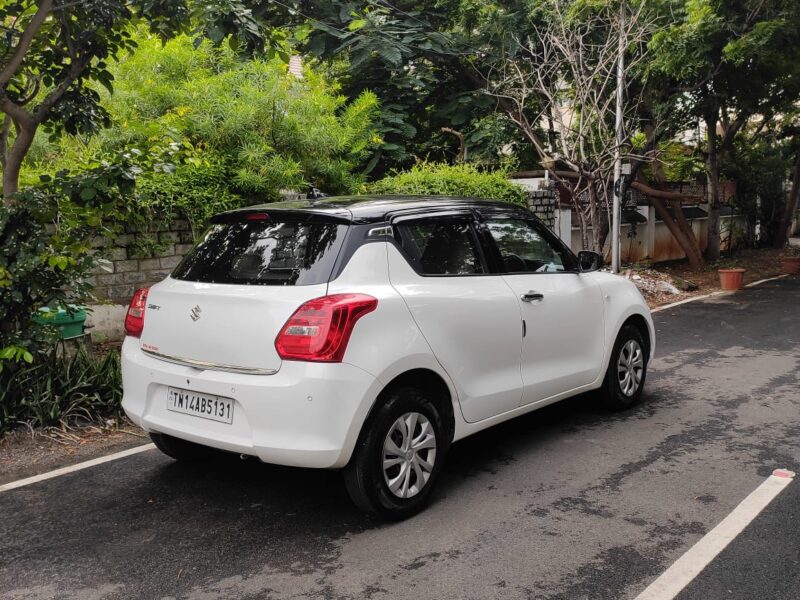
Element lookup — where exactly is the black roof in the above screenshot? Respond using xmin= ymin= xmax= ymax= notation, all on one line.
xmin=224 ymin=195 xmax=527 ymax=223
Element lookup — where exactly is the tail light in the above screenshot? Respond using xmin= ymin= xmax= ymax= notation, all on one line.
xmin=275 ymin=294 xmax=378 ymax=362
xmin=124 ymin=288 xmax=149 ymax=338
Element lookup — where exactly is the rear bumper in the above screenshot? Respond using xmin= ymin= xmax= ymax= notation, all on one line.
xmin=121 ymin=338 xmax=380 ymax=468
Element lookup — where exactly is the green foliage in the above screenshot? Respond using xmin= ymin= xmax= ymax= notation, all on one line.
xmin=0 ymin=193 xmax=92 ymax=367
xmin=0 ymin=0 xmax=271 ymax=148
xmin=642 ymin=142 xmax=705 ymax=183
xmin=263 ymin=0 xmax=533 ymax=174
xmin=724 ymin=132 xmax=794 ymax=247
xmin=0 ymin=345 xmax=122 ymax=436
xmin=29 ymin=33 xmax=380 ymax=232
xmin=105 ymin=33 xmax=379 ymax=200
xmin=135 ymin=155 xmax=240 ymax=239
xmin=368 ymin=162 xmax=527 ymax=205
xmin=0 ymin=153 xmax=141 ymax=371
xmin=648 ymin=0 xmax=800 ymax=118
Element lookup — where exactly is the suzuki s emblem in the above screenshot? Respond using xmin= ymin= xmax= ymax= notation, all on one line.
xmin=190 ymin=305 xmax=202 ymax=322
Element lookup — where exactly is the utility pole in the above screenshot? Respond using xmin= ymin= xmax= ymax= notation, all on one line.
xmin=611 ymin=0 xmax=625 ymax=274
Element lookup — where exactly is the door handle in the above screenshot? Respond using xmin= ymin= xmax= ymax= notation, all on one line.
xmin=521 ymin=291 xmax=544 ymax=302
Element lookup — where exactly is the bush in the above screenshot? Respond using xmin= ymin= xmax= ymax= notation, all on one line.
xmin=0 ymin=151 xmax=141 ymax=376
xmin=0 ymin=345 xmax=122 ymax=436
xmin=0 ymin=191 xmax=94 ymax=370
xmin=26 ymin=32 xmax=381 ymax=233
xmin=368 ymin=162 xmax=527 ymax=205
xmin=135 ymin=154 xmax=240 ymax=239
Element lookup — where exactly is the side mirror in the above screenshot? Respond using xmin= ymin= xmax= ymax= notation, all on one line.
xmin=578 ymin=250 xmax=603 ymax=273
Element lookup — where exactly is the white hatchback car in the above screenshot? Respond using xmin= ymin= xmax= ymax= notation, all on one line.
xmin=122 ymin=196 xmax=654 ymax=519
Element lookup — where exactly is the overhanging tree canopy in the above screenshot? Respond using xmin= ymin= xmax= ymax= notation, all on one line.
xmin=0 ymin=0 xmax=272 ymax=202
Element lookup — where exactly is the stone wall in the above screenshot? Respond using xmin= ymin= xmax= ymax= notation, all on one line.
xmin=526 ymin=190 xmax=556 ymax=229
xmin=510 ymin=177 xmax=558 ymax=229
xmin=88 ymin=219 xmax=194 ymax=303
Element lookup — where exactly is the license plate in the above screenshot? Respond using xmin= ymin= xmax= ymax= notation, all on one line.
xmin=166 ymin=387 xmax=234 ymax=424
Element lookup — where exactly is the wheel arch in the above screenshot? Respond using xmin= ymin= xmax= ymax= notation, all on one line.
xmin=620 ymin=313 xmax=652 ymax=361
xmin=360 ymin=368 xmax=457 ymax=450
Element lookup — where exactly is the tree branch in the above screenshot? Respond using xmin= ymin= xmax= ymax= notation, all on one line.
xmin=0 ymin=0 xmax=54 ymax=87
xmin=512 ymin=170 xmax=704 ymax=203
xmin=34 ymin=55 xmax=89 ymax=121
xmin=0 ymin=92 xmax=33 ymax=127
xmin=441 ymin=127 xmax=466 ymax=162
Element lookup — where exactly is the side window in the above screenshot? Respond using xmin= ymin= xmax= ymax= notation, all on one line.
xmin=484 ymin=217 xmax=575 ymax=273
xmin=398 ymin=217 xmax=485 ymax=275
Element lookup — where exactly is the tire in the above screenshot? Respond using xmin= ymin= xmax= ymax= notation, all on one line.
xmin=601 ymin=324 xmax=648 ymax=410
xmin=344 ymin=386 xmax=449 ymax=520
xmin=149 ymin=432 xmax=218 ymax=461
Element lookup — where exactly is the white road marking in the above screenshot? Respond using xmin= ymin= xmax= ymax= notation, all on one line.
xmin=634 ymin=469 xmax=795 ymax=600
xmin=651 ymin=272 xmax=790 ymax=313
xmin=745 ymin=273 xmax=789 ymax=287
xmin=651 ymin=292 xmax=725 ymax=313
xmin=0 ymin=443 xmax=155 ymax=493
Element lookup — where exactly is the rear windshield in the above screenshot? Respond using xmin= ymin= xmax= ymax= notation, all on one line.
xmin=172 ymin=218 xmax=348 ymax=286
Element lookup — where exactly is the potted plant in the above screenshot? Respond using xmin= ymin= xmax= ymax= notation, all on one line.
xmin=718 ymin=267 xmax=746 ymax=291
xmin=781 ymin=248 xmax=800 ymax=275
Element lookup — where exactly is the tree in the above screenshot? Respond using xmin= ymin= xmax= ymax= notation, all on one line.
xmin=772 ymin=111 xmax=800 ymax=248
xmin=481 ymin=0 xmax=656 ymax=254
xmin=649 ymin=0 xmax=800 ymax=260
xmin=721 ymin=111 xmax=799 ymax=248
xmin=259 ymin=0 xmax=526 ymax=173
xmin=0 ymin=0 xmax=268 ymax=203
xmin=284 ymin=0 xmax=800 ymax=267
xmin=269 ymin=0 xmax=711 ymax=267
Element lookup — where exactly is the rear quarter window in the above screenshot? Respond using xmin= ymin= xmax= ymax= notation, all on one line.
xmin=172 ymin=218 xmax=348 ymax=286
xmin=397 ymin=217 xmax=485 ymax=275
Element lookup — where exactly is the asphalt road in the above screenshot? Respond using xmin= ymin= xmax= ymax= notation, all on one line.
xmin=2 ymin=278 xmax=799 ymax=600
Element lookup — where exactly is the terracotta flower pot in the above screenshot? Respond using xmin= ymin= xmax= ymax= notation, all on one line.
xmin=781 ymin=257 xmax=800 ymax=275
xmin=718 ymin=268 xmax=746 ymax=291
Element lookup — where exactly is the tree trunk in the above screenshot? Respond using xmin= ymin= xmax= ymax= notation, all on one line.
xmin=635 ymin=167 xmax=705 ymax=270
xmin=573 ymin=190 xmax=589 ymax=250
xmin=441 ymin=127 xmax=467 ymax=163
xmin=2 ymin=122 xmax=35 ymax=203
xmin=649 ymin=155 xmax=705 ymax=269
xmin=773 ymin=149 xmax=800 ymax=248
xmin=597 ymin=212 xmax=610 ymax=255
xmin=513 ymin=170 xmax=704 ymax=202
xmin=649 ymin=196 xmax=705 ymax=270
xmin=588 ymin=182 xmax=603 ymax=253
xmin=517 ymin=168 xmax=706 ymax=266
xmin=705 ymin=113 xmax=721 ymax=261
xmin=598 ymin=179 xmax=612 ymax=251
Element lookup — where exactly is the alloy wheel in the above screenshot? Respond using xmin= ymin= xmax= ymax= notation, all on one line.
xmin=617 ymin=339 xmax=644 ymax=397
xmin=382 ymin=412 xmax=437 ymax=499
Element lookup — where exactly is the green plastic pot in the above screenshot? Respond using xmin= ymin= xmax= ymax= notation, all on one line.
xmin=34 ymin=305 xmax=87 ymax=340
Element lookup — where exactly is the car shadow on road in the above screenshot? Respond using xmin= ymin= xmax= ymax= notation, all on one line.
xmin=148 ymin=388 xmax=655 ymax=525
xmin=1 ymin=391 xmax=662 ymax=599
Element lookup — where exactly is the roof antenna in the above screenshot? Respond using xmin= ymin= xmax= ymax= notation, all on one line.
xmin=307 ymin=186 xmax=328 ymax=200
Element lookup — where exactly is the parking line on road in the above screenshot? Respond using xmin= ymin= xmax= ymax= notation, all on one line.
xmin=744 ymin=273 xmax=789 ymax=288
xmin=0 ymin=443 xmax=155 ymax=493
xmin=651 ymin=292 xmax=726 ymax=313
xmin=651 ymin=273 xmax=790 ymax=314
xmin=633 ymin=469 xmax=795 ymax=600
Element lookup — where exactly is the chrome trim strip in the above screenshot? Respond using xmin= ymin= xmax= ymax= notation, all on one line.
xmin=141 ymin=348 xmax=278 ymax=376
